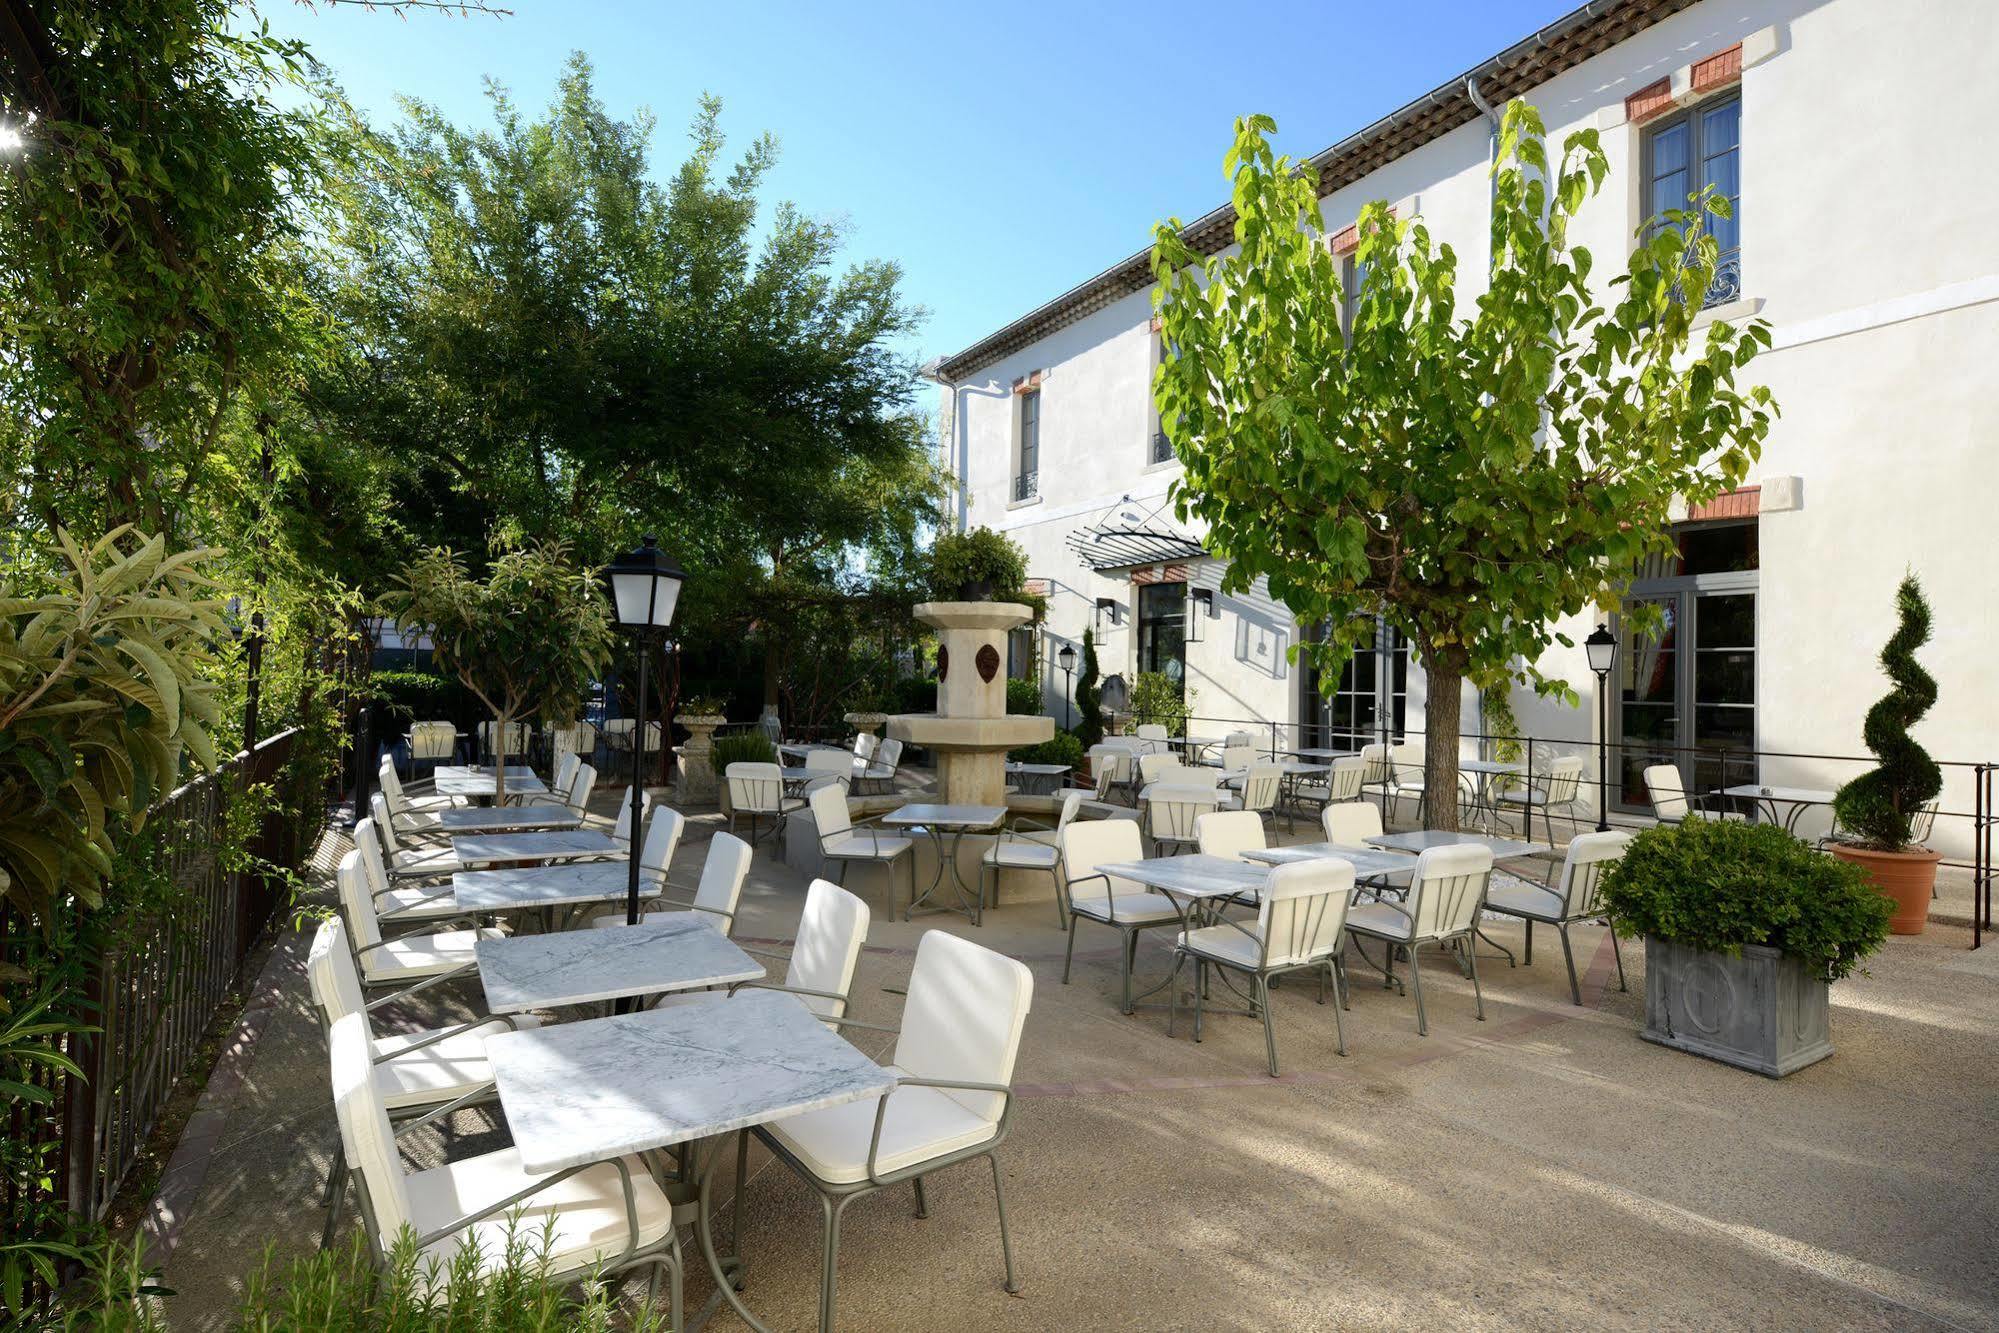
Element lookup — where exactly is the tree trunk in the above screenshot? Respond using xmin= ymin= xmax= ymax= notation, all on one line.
xmin=1423 ymin=660 xmax=1464 ymax=832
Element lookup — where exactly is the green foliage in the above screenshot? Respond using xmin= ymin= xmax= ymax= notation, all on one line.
xmin=888 ymin=675 xmax=938 ymax=716
xmin=1832 ymin=576 xmax=1942 ymax=850
xmin=383 ymin=537 xmax=613 ymax=802
xmin=928 ymin=527 xmax=1029 ymax=601
xmin=1005 ymin=677 xmax=1043 ymax=716
xmin=1599 ymin=818 xmax=1891 ymax=982
xmin=1009 ymin=730 xmax=1085 ymax=770
xmin=0 ymin=530 xmax=226 ymax=926
xmin=711 ymin=731 xmax=778 ymax=771
xmin=1130 ymin=672 xmax=1192 ymax=737
xmin=369 ymin=669 xmax=479 ymax=731
xmin=680 ymin=695 xmax=728 ymax=718
xmin=1072 ymin=629 xmax=1103 ymax=749
xmin=0 ymin=0 xmax=329 ymax=541
xmin=1152 ymin=102 xmax=1777 ymax=827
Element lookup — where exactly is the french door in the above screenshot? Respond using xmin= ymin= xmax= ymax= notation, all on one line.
xmin=1613 ymin=585 xmax=1758 ymax=811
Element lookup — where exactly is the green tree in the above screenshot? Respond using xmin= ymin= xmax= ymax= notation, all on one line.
xmin=1832 ymin=575 xmax=1942 ymax=849
xmin=383 ymin=537 xmax=614 ymax=803
xmin=1152 ymin=103 xmax=1777 ymax=828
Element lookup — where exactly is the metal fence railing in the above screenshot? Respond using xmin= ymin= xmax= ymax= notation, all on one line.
xmin=2 ymin=729 xmax=317 ymax=1312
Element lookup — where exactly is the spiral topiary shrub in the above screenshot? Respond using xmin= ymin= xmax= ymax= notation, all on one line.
xmin=1831 ymin=575 xmax=1942 ymax=850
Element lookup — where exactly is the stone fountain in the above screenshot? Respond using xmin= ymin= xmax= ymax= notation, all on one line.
xmin=888 ymin=601 xmax=1052 ymax=805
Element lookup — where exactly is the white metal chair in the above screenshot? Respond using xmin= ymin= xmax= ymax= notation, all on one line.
xmin=1144 ymin=788 xmax=1212 ymax=856
xmin=851 ymin=732 xmax=879 ymax=765
xmin=377 ymin=756 xmax=445 ymax=839
xmin=1644 ymin=763 xmax=1741 ymax=824
xmin=335 ymin=840 xmax=500 ymax=994
xmin=1484 ymin=829 xmax=1631 ymax=1004
xmin=307 ymin=916 xmax=536 ymax=1248
xmin=1194 ymin=809 xmax=1267 ymax=864
xmin=731 ymin=879 xmax=872 ymax=1025
xmin=1496 ymin=757 xmax=1587 ymax=843
xmin=517 ymin=751 xmax=585 ymax=809
xmin=1059 ymin=819 xmax=1183 ymax=1014
xmin=808 ymin=783 xmax=914 ymax=919
xmin=1321 ymin=800 xmax=1384 ymax=845
xmin=368 ymin=794 xmax=461 ymax=879
xmin=591 ymin=827 xmax=747 ymax=936
xmin=1086 ymin=745 xmax=1138 ymax=805
xmin=349 ymin=820 xmax=469 ymax=927
xmin=1320 ymin=755 xmax=1367 ymax=804
xmin=803 ymin=747 xmax=855 ymax=795
xmin=1170 ymin=858 xmax=1356 ymax=1074
xmin=547 ymin=719 xmax=596 ymax=777
xmin=1134 ymin=723 xmax=1171 ymax=753
xmin=980 ymin=791 xmax=1083 ymax=929
xmin=1219 ymin=742 xmax=1256 ymax=774
xmin=727 ymin=761 xmax=801 ymax=845
xmin=407 ymin=720 xmax=459 ymax=780
xmin=325 ymin=1012 xmax=684 ymax=1319
xmin=1343 ymin=843 xmax=1494 ymax=1035
xmin=477 ymin=720 xmax=530 ymax=766
xmin=753 ymin=931 xmax=1031 ymax=1331
xmin=1235 ymin=762 xmax=1284 ymax=830
xmin=859 ymin=737 xmax=903 ymax=796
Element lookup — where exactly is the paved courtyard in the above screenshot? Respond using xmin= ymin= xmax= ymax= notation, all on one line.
xmin=146 ymin=793 xmax=1999 ymax=1331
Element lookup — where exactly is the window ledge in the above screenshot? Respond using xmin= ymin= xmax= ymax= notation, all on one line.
xmin=1142 ymin=457 xmax=1182 ymax=476
xmin=1006 ymin=494 xmax=1043 ymax=511
xmin=1693 ymin=295 xmax=1764 ymax=330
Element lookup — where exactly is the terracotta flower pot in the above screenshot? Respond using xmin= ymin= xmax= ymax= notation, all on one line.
xmin=1828 ymin=843 xmax=1941 ymax=935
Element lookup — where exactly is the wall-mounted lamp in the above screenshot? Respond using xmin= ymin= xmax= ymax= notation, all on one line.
xmin=1094 ymin=597 xmax=1123 ymax=629
xmin=1186 ymin=587 xmax=1217 ymax=644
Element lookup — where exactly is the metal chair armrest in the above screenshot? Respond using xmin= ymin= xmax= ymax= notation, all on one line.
xmin=361 ymin=960 xmax=480 ymax=1009
xmin=373 ymin=1012 xmax=527 ymax=1063
xmin=867 ymin=1076 xmax=1016 ymax=1184
xmin=414 ymin=1157 xmax=644 ymax=1271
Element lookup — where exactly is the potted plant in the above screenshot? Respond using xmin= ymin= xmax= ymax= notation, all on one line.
xmin=1826 ymin=575 xmax=1944 ymax=934
xmin=928 ymin=526 xmax=1028 ymax=603
xmin=1599 ymin=819 xmax=1891 ymax=1077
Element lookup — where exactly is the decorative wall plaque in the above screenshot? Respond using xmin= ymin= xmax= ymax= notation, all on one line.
xmin=976 ymin=643 xmax=1001 ymax=683
xmin=936 ymin=645 xmax=948 ymax=680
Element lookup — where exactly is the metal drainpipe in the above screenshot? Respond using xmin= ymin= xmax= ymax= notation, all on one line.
xmin=917 ymin=359 xmax=969 ymax=533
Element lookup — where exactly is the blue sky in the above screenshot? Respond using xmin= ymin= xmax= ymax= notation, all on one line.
xmin=266 ymin=0 xmax=1577 ymax=367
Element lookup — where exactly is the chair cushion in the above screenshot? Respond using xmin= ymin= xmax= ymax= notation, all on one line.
xmin=983 ymin=841 xmax=1057 ymax=870
xmin=405 ymin=1147 xmax=674 ymax=1275
xmin=376 ymin=884 xmax=464 ymax=922
xmin=391 ymin=846 xmax=463 ymax=878
xmin=363 ymin=928 xmax=502 ymax=984
xmin=1177 ymin=923 xmax=1263 ymax=971
xmin=1069 ymin=891 xmax=1181 ymax=925
xmin=824 ymin=831 xmax=914 ymax=860
xmin=1344 ymin=901 xmax=1415 ymax=942
xmin=1484 ymin=875 xmax=1566 ymax=922
xmin=762 ymin=1072 xmax=997 ymax=1186
xmin=374 ymin=1016 xmax=542 ymax=1110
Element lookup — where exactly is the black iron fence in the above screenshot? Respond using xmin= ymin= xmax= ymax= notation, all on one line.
xmin=2 ymin=729 xmax=318 ymax=1310
xmin=1132 ymin=712 xmax=1997 ymax=948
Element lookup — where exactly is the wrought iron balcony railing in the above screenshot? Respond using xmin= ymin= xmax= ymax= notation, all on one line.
xmin=1013 ymin=469 xmax=1038 ymax=502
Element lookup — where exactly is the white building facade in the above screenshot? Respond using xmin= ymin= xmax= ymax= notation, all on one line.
xmin=927 ymin=0 xmax=1999 ymax=850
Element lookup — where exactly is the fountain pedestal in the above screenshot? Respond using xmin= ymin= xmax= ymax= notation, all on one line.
xmin=888 ymin=602 xmax=1052 ymax=807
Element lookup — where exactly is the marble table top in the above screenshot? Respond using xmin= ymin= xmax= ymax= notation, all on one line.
xmin=476 ymin=915 xmax=762 ymax=1014
xmin=486 ymin=988 xmax=894 ymax=1174
xmin=1097 ymin=853 xmax=1268 ymax=900
xmin=451 ymin=827 xmax=620 ymax=869
xmin=453 ymin=859 xmax=642 ymax=913
xmin=437 ymin=805 xmax=581 ymax=834
xmin=1241 ymin=842 xmax=1415 ymax=877
xmin=1458 ymin=759 xmax=1525 ymax=776
xmin=1718 ymin=784 xmax=1836 ymax=804
xmin=1005 ymin=762 xmax=1073 ymax=775
xmin=1284 ymin=747 xmax=1359 ymax=761
xmin=433 ymin=764 xmax=547 ymax=798
xmin=882 ymin=803 xmax=1007 ymax=829
xmin=1367 ymin=830 xmax=1545 ymax=860
xmin=1138 ymin=784 xmax=1229 ymax=805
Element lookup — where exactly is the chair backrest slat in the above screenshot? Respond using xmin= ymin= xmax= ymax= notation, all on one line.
xmin=788 ymin=879 xmax=870 ymax=1021
xmin=1324 ymin=755 xmax=1367 ymax=803
xmin=892 ymin=932 xmax=1033 ymax=1123
xmin=1239 ymin=763 xmax=1283 ymax=814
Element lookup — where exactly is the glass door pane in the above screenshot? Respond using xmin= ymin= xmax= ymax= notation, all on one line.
xmin=1617 ymin=595 xmax=1680 ymax=805
xmin=1692 ymin=591 xmax=1755 ymax=800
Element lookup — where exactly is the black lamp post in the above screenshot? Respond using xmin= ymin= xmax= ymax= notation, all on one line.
xmin=606 ymin=536 xmax=685 ymax=926
xmin=1057 ymin=642 xmax=1077 ymax=730
xmin=1585 ymin=623 xmax=1618 ymax=832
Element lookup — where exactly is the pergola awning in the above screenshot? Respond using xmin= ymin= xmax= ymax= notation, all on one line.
xmin=1065 ymin=508 xmax=1207 ymax=572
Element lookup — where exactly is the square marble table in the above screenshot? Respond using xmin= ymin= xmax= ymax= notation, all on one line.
xmin=1097 ymin=853 xmax=1268 ymax=903
xmin=1241 ymin=842 xmax=1415 ymax=878
xmin=432 ymin=764 xmax=547 ymax=800
xmin=453 ymin=859 xmax=642 ymax=915
xmin=1367 ymin=829 xmax=1546 ymax=861
xmin=1718 ymin=784 xmax=1836 ymax=833
xmin=436 ymin=804 xmax=581 ymax=835
xmin=1283 ymin=746 xmax=1358 ymax=761
xmin=1004 ymin=762 xmax=1072 ymax=795
xmin=486 ymin=988 xmax=893 ymax=1172
xmin=451 ymin=827 xmax=621 ymax=870
xmin=476 ymin=915 xmax=762 ymax=1014
xmin=883 ymin=804 xmax=1006 ymax=922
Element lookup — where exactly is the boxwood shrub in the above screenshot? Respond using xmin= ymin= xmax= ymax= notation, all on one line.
xmin=1598 ymin=818 xmax=1892 ymax=981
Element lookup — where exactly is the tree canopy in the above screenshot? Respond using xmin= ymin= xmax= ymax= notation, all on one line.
xmin=1151 ymin=102 xmax=1777 ymax=828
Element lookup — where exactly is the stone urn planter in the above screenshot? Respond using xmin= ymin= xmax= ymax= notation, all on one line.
xmin=1641 ymin=939 xmax=1832 ymax=1078
xmin=674 ymin=714 xmax=727 ymax=805
xmin=843 ymin=710 xmax=888 ymax=739
xmin=1828 ymin=843 xmax=1940 ymax=935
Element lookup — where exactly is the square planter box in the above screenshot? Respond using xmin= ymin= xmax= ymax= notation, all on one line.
xmin=1641 ymin=937 xmax=1832 ymax=1078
